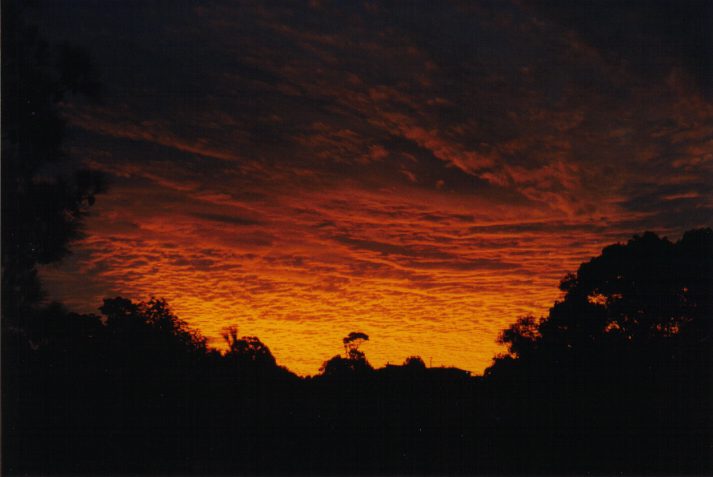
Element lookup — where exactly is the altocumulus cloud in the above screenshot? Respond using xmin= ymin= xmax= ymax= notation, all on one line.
xmin=31 ymin=0 xmax=713 ymax=375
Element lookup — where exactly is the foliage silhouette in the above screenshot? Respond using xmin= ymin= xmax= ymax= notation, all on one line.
xmin=222 ymin=326 xmax=275 ymax=365
xmin=320 ymin=331 xmax=373 ymax=378
xmin=2 ymin=232 xmax=711 ymax=475
xmin=1 ymin=0 xmax=104 ymax=327
xmin=343 ymin=331 xmax=369 ymax=354
xmin=403 ymin=355 xmax=427 ymax=369
xmin=3 ymin=3 xmax=710 ymax=475
xmin=484 ymin=229 xmax=713 ymax=474
xmin=489 ymin=228 xmax=712 ymax=373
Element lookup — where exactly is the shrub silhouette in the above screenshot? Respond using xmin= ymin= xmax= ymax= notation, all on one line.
xmin=403 ymin=356 xmax=426 ymax=368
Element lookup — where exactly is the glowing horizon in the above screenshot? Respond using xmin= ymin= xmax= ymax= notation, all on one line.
xmin=32 ymin=1 xmax=713 ymax=376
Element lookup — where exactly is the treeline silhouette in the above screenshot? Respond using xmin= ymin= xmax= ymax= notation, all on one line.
xmin=3 ymin=2 xmax=712 ymax=474
xmin=3 ymin=229 xmax=712 ymax=475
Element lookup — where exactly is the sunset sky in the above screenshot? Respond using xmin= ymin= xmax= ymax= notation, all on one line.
xmin=30 ymin=1 xmax=712 ymax=375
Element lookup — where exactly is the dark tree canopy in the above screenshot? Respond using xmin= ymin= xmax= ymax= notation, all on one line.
xmin=100 ymin=297 xmax=207 ymax=354
xmin=3 ymin=2 xmax=710 ymax=475
xmin=403 ymin=355 xmax=426 ymax=368
xmin=343 ymin=331 xmax=369 ymax=346
xmin=319 ymin=331 xmax=373 ymax=377
xmin=342 ymin=330 xmax=370 ymax=361
xmin=1 ymin=1 xmax=104 ymax=323
xmin=221 ymin=325 xmax=277 ymax=368
xmin=487 ymin=228 xmax=713 ymax=378
xmin=4 ymin=226 xmax=713 ymax=475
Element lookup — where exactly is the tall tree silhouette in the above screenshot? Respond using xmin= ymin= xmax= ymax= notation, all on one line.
xmin=320 ymin=331 xmax=373 ymax=377
xmin=343 ymin=331 xmax=369 ymax=360
xmin=1 ymin=1 xmax=104 ymax=326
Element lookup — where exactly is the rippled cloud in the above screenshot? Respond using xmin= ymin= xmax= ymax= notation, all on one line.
xmin=34 ymin=0 xmax=713 ymax=374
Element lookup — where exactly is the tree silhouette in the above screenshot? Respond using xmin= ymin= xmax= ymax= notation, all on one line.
xmin=496 ymin=315 xmax=541 ymax=358
xmin=490 ymin=229 xmax=712 ymax=373
xmin=1 ymin=1 xmax=104 ymax=326
xmin=343 ymin=331 xmax=369 ymax=360
xmin=483 ymin=229 xmax=713 ymax=474
xmin=221 ymin=325 xmax=277 ymax=368
xmin=3 ymin=230 xmax=711 ymax=475
xmin=320 ymin=331 xmax=373 ymax=377
xmin=100 ymin=297 xmax=207 ymax=353
xmin=402 ymin=355 xmax=426 ymax=369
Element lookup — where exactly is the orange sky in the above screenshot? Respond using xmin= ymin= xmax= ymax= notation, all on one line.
xmin=41 ymin=181 xmax=628 ymax=375
xmin=34 ymin=1 xmax=713 ymax=375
